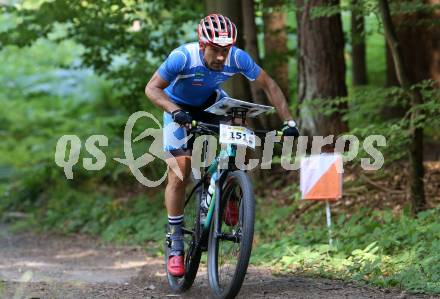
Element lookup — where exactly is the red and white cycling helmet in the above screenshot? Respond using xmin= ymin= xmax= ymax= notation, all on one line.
xmin=198 ymin=14 xmax=237 ymax=48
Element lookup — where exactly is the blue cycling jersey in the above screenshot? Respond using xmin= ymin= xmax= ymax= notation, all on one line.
xmin=157 ymin=42 xmax=261 ymax=107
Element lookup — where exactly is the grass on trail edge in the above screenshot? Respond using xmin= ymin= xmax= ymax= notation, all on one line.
xmin=252 ymin=199 xmax=440 ymax=295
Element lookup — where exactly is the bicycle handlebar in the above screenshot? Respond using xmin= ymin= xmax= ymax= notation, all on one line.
xmin=190 ymin=120 xmax=284 ymax=137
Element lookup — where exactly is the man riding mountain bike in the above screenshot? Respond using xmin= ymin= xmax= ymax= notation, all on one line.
xmin=145 ymin=13 xmax=299 ymax=277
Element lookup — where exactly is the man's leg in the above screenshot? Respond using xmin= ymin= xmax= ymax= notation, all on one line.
xmin=165 ymin=154 xmax=192 ymax=277
xmin=165 ymin=155 xmax=192 ymax=215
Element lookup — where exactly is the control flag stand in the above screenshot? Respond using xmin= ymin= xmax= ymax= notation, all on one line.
xmin=300 ymin=154 xmax=343 ymax=246
xmin=325 ymin=201 xmax=333 ymax=246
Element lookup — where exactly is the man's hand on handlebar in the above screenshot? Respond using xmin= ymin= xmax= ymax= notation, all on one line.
xmin=171 ymin=109 xmax=193 ymax=128
xmin=281 ymin=120 xmax=299 ymax=138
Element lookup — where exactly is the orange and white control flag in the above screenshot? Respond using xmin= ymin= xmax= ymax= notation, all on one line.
xmin=300 ymin=154 xmax=343 ymax=200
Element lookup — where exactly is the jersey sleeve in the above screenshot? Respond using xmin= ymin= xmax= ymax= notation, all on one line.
xmin=234 ymin=49 xmax=262 ymax=81
xmin=157 ymin=49 xmax=187 ymax=82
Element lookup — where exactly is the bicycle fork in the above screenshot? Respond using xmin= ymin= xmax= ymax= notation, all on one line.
xmin=202 ymin=144 xmax=236 ymax=237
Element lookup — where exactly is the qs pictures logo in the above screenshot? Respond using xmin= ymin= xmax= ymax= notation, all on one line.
xmin=55 ymin=111 xmax=388 ymax=187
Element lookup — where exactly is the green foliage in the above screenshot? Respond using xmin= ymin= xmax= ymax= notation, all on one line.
xmin=297 ymin=79 xmax=440 ymax=165
xmin=0 ymin=28 xmax=167 ymax=216
xmin=253 ymin=203 xmax=440 ymax=294
xmin=40 ymin=182 xmax=166 ymax=248
xmin=1 ymin=0 xmax=203 ymax=111
xmin=310 ymin=0 xmax=440 ymax=19
xmin=345 ymin=13 xmax=387 ymax=87
xmin=389 ymin=1 xmax=440 ymax=16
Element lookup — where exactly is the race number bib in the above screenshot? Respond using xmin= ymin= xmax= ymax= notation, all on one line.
xmin=219 ymin=124 xmax=256 ymax=149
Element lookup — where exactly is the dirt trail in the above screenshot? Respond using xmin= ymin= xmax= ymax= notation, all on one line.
xmin=0 ymin=225 xmax=436 ymax=299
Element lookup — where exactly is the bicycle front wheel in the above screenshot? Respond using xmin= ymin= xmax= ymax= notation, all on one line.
xmin=207 ymin=170 xmax=255 ymax=299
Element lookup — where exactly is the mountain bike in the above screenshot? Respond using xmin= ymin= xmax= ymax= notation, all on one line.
xmin=164 ymin=99 xmax=282 ymax=299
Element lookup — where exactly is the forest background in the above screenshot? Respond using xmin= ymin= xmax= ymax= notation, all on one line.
xmin=1 ymin=0 xmax=440 ymax=294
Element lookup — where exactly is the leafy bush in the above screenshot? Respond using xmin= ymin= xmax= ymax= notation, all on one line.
xmin=40 ymin=182 xmax=166 ymax=249
xmin=253 ymin=202 xmax=440 ymax=294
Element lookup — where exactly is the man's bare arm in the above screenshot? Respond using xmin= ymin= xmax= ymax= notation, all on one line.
xmin=253 ymin=70 xmax=293 ymax=121
xmin=145 ymin=72 xmax=181 ymax=113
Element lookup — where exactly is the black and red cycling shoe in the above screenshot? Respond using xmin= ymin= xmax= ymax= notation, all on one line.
xmin=167 ymin=254 xmax=185 ymax=277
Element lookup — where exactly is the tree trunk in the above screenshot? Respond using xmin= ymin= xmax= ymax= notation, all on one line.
xmin=385 ymin=0 xmax=437 ymax=87
xmin=241 ymin=0 xmax=276 ymax=129
xmin=351 ymin=0 xmax=368 ymax=86
xmin=295 ymin=0 xmax=348 ymax=138
xmin=263 ymin=0 xmax=290 ymax=104
xmin=383 ymin=1 xmax=439 ymax=121
xmin=378 ymin=0 xmax=427 ymax=214
xmin=427 ymin=0 xmax=440 ymax=86
xmin=385 ymin=43 xmax=399 ymax=87
xmin=204 ymin=0 xmax=252 ymax=100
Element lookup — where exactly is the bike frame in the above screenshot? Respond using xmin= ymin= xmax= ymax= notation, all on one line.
xmin=204 ymin=142 xmax=236 ymax=228
xmin=183 ymin=115 xmax=281 ymax=242
xmin=182 ymin=121 xmax=240 ymax=240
